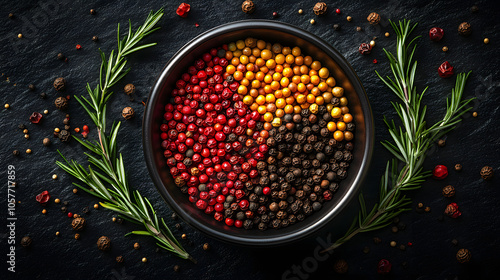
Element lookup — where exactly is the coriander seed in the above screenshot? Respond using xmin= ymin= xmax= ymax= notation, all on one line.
xmin=54 ymin=127 xmax=60 ymax=133
xmin=4 ymin=103 xmax=10 ymax=109
xmin=385 ymin=32 xmax=390 ymax=37
xmin=23 ymin=129 xmax=29 ymax=134
xmin=142 ymin=257 xmax=147 ymax=263
xmin=43 ymin=109 xmax=49 ymax=114
xmin=92 ymin=35 xmax=98 ymax=42
xmin=310 ymin=19 xmax=315 ymax=25
xmin=42 ymin=209 xmax=47 ymax=214
xmin=112 ymin=217 xmax=117 ymax=222
xmin=484 ymin=38 xmax=490 ymax=44
xmin=369 ymin=40 xmax=376 ymax=47
xmin=472 ymin=111 xmax=477 ymax=117
xmin=26 ymin=149 xmax=32 ymax=154
xmin=52 ymin=174 xmax=58 ymax=180
xmin=18 ymin=33 xmax=23 ymax=38
xmin=298 ymin=9 xmax=303 ymax=14
xmin=181 ymin=233 xmax=187 ymax=239
xmin=24 ymin=134 xmax=30 ymax=139
xmin=56 ymin=231 xmax=60 ymax=236
xmin=90 ymin=9 xmax=96 ymax=15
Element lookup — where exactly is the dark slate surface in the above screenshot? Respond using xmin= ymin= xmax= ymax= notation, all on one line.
xmin=1 ymin=0 xmax=499 ymax=279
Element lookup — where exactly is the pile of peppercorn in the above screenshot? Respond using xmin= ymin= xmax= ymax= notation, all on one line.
xmin=161 ymin=39 xmax=355 ymax=230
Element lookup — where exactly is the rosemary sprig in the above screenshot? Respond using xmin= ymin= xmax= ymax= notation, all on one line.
xmin=323 ymin=19 xmax=474 ymax=252
xmin=55 ymin=9 xmax=194 ymax=262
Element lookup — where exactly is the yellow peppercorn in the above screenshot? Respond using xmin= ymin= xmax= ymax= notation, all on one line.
xmin=54 ymin=128 xmax=60 ymax=133
xmin=385 ymin=32 xmax=390 ymax=37
xmin=326 ymin=77 xmax=336 ymax=87
xmin=73 ymin=188 xmax=78 ymax=194
xmin=52 ymin=174 xmax=58 ymax=180
xmin=237 ymin=85 xmax=248 ymax=95
xmin=236 ymin=40 xmax=245 ymax=49
xmin=265 ymin=94 xmax=276 ymax=103
xmin=242 ymin=95 xmax=253 ymax=105
xmin=271 ymin=117 xmax=282 ymax=127
xmin=94 ymin=204 xmax=99 ymax=209
xmin=296 ymin=94 xmax=306 ymax=104
xmin=275 ymin=109 xmax=284 ymax=118
xmin=344 ymin=131 xmax=354 ymax=141
xmin=334 ymin=130 xmax=345 ymax=141
xmin=309 ymin=104 xmax=319 ymax=114
xmin=332 ymin=86 xmax=344 ymax=97
xmin=317 ymin=82 xmax=328 ymax=92
xmin=228 ymin=42 xmax=236 ymax=51
xmin=331 ymin=107 xmax=342 ymax=118
xmin=327 ymin=122 xmax=337 ymax=132
xmin=142 ymin=257 xmax=148 ymax=263
xmin=337 ymin=121 xmax=346 ymax=131
xmin=55 ymin=198 xmax=61 ymax=203
xmin=42 ymin=209 xmax=47 ymax=214
xmin=326 ymin=104 xmax=334 ymax=112
xmin=340 ymin=97 xmax=348 ymax=106
xmin=26 ymin=149 xmax=32 ymax=154
xmin=263 ymin=112 xmax=273 ymax=122
xmin=284 ymin=105 xmax=294 ymax=114
xmin=292 ymin=47 xmax=301 ymax=56
xmin=4 ymin=104 xmax=10 ymax=109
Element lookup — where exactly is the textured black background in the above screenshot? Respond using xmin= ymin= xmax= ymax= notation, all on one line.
xmin=1 ymin=0 xmax=499 ymax=279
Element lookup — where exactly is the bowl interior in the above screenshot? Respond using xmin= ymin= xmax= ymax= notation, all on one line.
xmin=144 ymin=20 xmax=373 ymax=246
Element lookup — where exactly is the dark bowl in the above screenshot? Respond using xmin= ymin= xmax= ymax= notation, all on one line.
xmin=143 ymin=20 xmax=373 ymax=246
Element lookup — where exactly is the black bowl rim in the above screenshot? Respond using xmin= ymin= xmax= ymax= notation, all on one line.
xmin=143 ymin=19 xmax=374 ymax=246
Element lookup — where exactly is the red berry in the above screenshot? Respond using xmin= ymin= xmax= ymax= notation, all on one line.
xmin=335 ymin=8 xmax=341 ymax=14
xmin=429 ymin=27 xmax=444 ymax=42
xmin=225 ymin=218 xmax=234 ymax=226
xmin=67 ymin=212 xmax=73 ymax=218
xmin=377 ymin=259 xmax=392 ymax=275
xmin=432 ymin=165 xmax=448 ymax=180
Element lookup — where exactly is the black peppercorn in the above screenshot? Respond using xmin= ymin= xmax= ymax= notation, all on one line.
xmin=28 ymin=84 xmax=36 ymax=91
xmin=57 ymin=53 xmax=65 ymax=60
xmin=21 ymin=236 xmax=32 ymax=247
xmin=13 ymin=150 xmax=20 ymax=156
xmin=442 ymin=185 xmax=455 ymax=197
xmin=122 ymin=107 xmax=135 ymax=119
xmin=334 ymin=259 xmax=348 ymax=274
xmin=58 ymin=130 xmax=71 ymax=142
xmin=456 ymin=248 xmax=471 ymax=263
xmin=438 ymin=139 xmax=446 ymax=147
xmin=92 ymin=35 xmax=98 ymax=42
xmin=53 ymin=77 xmax=66 ymax=91
xmin=54 ymin=96 xmax=68 ymax=110
xmin=470 ymin=5 xmax=479 ymax=13
xmin=97 ymin=236 xmax=111 ymax=251
xmin=71 ymin=217 xmax=87 ymax=231
xmin=458 ymin=22 xmax=472 ymax=36
xmin=244 ymin=219 xmax=254 ymax=229
xmin=333 ymin=24 xmax=341 ymax=31
xmin=480 ymin=166 xmax=494 ymax=180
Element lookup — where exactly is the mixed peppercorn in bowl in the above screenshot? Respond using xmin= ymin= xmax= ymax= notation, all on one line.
xmin=143 ymin=20 xmax=373 ymax=246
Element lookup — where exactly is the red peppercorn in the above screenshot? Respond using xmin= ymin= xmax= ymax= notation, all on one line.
xmin=176 ymin=3 xmax=191 ymax=18
xmin=225 ymin=218 xmax=234 ymax=226
xmin=234 ymin=220 xmax=243 ymax=228
xmin=76 ymin=44 xmax=82 ymax=50
xmin=263 ymin=187 xmax=271 ymax=195
xmin=196 ymin=199 xmax=208 ymax=210
xmin=335 ymin=8 xmax=341 ymax=14
xmin=67 ymin=212 xmax=73 ymax=218
xmin=438 ymin=61 xmax=454 ymax=78
xmin=377 ymin=259 xmax=392 ymax=275
xmin=35 ymin=190 xmax=50 ymax=204
xmin=433 ymin=165 xmax=448 ymax=180
xmin=358 ymin=43 xmax=372 ymax=55
xmin=445 ymin=202 xmax=462 ymax=218
xmin=429 ymin=27 xmax=444 ymax=42
xmin=29 ymin=112 xmax=43 ymax=124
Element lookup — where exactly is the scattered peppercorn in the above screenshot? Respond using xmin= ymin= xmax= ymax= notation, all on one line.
xmin=444 ymin=203 xmax=461 ymax=218
xmin=42 ymin=209 xmax=47 ymax=214
xmin=21 ymin=236 xmax=32 ymax=247
xmin=391 ymin=226 xmax=398 ymax=233
xmin=438 ymin=61 xmax=454 ymax=78
xmin=363 ymin=246 xmax=370 ymax=254
xmin=399 ymin=244 xmax=406 ymax=251
xmin=429 ymin=27 xmax=445 ymax=42
xmin=333 ymin=259 xmax=348 ymax=274
xmin=442 ymin=185 xmax=455 ymax=197
xmin=272 ymin=12 xmax=278 ymax=18
xmin=385 ymin=32 xmax=390 ymax=37
xmin=142 ymin=257 xmax=148 ymax=263
xmin=480 ymin=166 xmax=494 ymax=180
xmin=97 ymin=236 xmax=111 ymax=251
xmin=367 ymin=12 xmax=380 ymax=25
xmin=202 ymin=243 xmax=210 ymax=250
xmin=134 ymin=242 xmax=141 ymax=250
xmin=56 ymin=231 xmax=60 ymax=236
xmin=53 ymin=77 xmax=66 ymax=91
xmin=346 ymin=16 xmax=352 ymax=21
xmin=310 ymin=19 xmax=315 ymax=25
xmin=122 ymin=107 xmax=135 ymax=119
xmin=57 ymin=53 xmax=65 ymax=60
xmin=13 ymin=150 xmax=20 ymax=156
xmin=333 ymin=24 xmax=340 ymax=31
xmin=424 ymin=206 xmax=431 ymax=212
xmin=433 ymin=165 xmax=448 ymax=179
xmin=451 ymin=239 xmax=459 ymax=246
xmin=90 ymin=9 xmax=96 ymax=15
xmin=54 ymin=96 xmax=68 ymax=110
xmin=52 ymin=174 xmax=58 ymax=180
xmin=313 ymin=2 xmax=327 ymax=16
xmin=124 ymin=83 xmax=135 ymax=95
xmin=458 ymin=22 xmax=472 ymax=36
xmin=373 ymin=237 xmax=382 ymax=244
xmin=74 ymin=233 xmax=80 ymax=240
xmin=470 ymin=5 xmax=479 ymax=13
xmin=390 ymin=241 xmax=397 ymax=247
xmin=4 ymin=103 xmax=10 ymax=109
xmin=54 ymin=198 xmax=60 ymax=203
xmin=26 ymin=149 xmax=32 ymax=154
xmin=356 ymin=26 xmax=362 ymax=32
xmin=181 ymin=233 xmax=187 ymax=239
xmin=438 ymin=139 xmax=446 ymax=147
xmin=454 ymin=164 xmax=462 ymax=171
xmin=298 ymin=9 xmax=303 ymax=14
xmin=472 ymin=112 xmax=477 ymax=117
xmin=28 ymin=84 xmax=36 ymax=91
xmin=72 ymin=217 xmax=87 ymax=231
xmin=358 ymin=43 xmax=372 ymax=55
xmin=369 ymin=40 xmax=375 ymax=47
xmin=483 ymin=38 xmax=490 ymax=44
xmin=377 ymin=259 xmax=392 ymax=275
xmin=173 ymin=265 xmax=180 ymax=272
xmin=456 ymin=248 xmax=471 ymax=263
xmin=8 ymin=13 xmax=14 ymax=19
xmin=73 ymin=188 xmax=78 ymax=194
xmin=442 ymin=46 xmax=448 ymax=52
xmin=116 ymin=256 xmax=124 ymax=263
